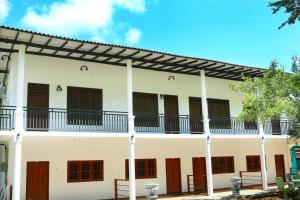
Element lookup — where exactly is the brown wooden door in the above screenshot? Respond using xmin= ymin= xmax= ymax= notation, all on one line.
xmin=164 ymin=95 xmax=179 ymax=134
xmin=189 ymin=97 xmax=203 ymax=134
xmin=27 ymin=83 xmax=49 ymax=130
xmin=192 ymin=157 xmax=207 ymax=192
xmin=275 ymin=155 xmax=285 ymax=180
xmin=165 ymin=158 xmax=182 ymax=194
xmin=26 ymin=161 xmax=49 ymax=200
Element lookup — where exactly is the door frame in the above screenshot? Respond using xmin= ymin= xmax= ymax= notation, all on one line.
xmin=26 ymin=161 xmax=49 ymax=200
xmin=165 ymin=158 xmax=182 ymax=194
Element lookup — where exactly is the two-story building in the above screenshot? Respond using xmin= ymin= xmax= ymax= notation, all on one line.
xmin=0 ymin=26 xmax=293 ymax=200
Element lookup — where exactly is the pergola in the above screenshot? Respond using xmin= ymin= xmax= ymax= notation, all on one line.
xmin=0 ymin=25 xmax=266 ymax=85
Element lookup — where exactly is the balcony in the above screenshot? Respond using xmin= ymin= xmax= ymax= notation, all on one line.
xmin=0 ymin=107 xmax=294 ymax=135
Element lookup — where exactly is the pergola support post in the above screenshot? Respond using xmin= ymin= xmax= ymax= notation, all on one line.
xmin=127 ymin=59 xmax=136 ymax=200
xmin=258 ymin=122 xmax=268 ymax=190
xmin=200 ymin=70 xmax=214 ymax=196
xmin=13 ymin=44 xmax=26 ymax=200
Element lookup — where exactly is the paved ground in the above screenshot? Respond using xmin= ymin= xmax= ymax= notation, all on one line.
xmin=136 ymin=186 xmax=277 ymax=200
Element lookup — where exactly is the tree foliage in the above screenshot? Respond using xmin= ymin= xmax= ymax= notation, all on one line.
xmin=230 ymin=57 xmax=300 ymax=143
xmin=269 ymin=0 xmax=300 ymax=29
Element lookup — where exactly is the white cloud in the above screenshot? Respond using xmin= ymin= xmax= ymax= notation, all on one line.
xmin=125 ymin=28 xmax=141 ymax=45
xmin=22 ymin=0 xmax=145 ymax=37
xmin=0 ymin=0 xmax=10 ymax=22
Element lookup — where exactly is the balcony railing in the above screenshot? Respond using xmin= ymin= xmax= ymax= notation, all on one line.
xmin=0 ymin=107 xmax=295 ymax=135
xmin=24 ymin=107 xmax=128 ymax=132
xmin=0 ymin=106 xmax=15 ymax=131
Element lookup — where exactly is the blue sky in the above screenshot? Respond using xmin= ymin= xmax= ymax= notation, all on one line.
xmin=0 ymin=0 xmax=299 ymax=69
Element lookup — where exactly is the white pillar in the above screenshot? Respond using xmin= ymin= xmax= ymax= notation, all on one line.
xmin=200 ymin=70 xmax=214 ymax=196
xmin=258 ymin=122 xmax=268 ymax=190
xmin=127 ymin=59 xmax=136 ymax=200
xmin=13 ymin=45 xmax=26 ymax=200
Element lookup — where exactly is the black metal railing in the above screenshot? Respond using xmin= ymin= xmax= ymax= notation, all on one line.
xmin=24 ymin=107 xmax=128 ymax=132
xmin=209 ymin=117 xmax=259 ymax=135
xmin=264 ymin=120 xmax=294 ymax=135
xmin=0 ymin=106 xmax=15 ymax=131
xmin=0 ymin=107 xmax=295 ymax=135
xmin=134 ymin=114 xmax=204 ymax=134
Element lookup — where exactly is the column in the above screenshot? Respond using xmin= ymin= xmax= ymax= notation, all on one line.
xmin=127 ymin=59 xmax=136 ymax=200
xmin=200 ymin=70 xmax=214 ymax=196
xmin=258 ymin=122 xmax=268 ymax=190
xmin=13 ymin=45 xmax=26 ymax=200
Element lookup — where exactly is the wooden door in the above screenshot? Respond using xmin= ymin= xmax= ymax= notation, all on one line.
xmin=189 ymin=97 xmax=203 ymax=134
xmin=27 ymin=83 xmax=49 ymax=130
xmin=192 ymin=157 xmax=207 ymax=192
xmin=275 ymin=155 xmax=285 ymax=180
xmin=165 ymin=158 xmax=182 ymax=194
xmin=26 ymin=161 xmax=49 ymax=200
xmin=164 ymin=95 xmax=179 ymax=134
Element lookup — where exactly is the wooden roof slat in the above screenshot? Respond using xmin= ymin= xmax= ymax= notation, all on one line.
xmin=78 ymin=45 xmax=99 ymax=59
xmin=184 ymin=59 xmax=200 ymax=66
xmin=0 ymin=26 xmax=268 ymax=81
xmin=52 ymin=40 xmax=69 ymax=55
xmin=65 ymin=42 xmax=84 ymax=57
xmin=115 ymin=48 xmax=127 ymax=56
xmin=138 ymin=53 xmax=153 ymax=59
xmin=38 ymin=37 xmax=52 ymax=53
xmin=25 ymin=34 xmax=34 ymax=51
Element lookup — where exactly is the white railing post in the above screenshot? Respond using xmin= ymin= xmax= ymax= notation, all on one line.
xmin=200 ymin=70 xmax=214 ymax=196
xmin=127 ymin=59 xmax=136 ymax=200
xmin=258 ymin=121 xmax=268 ymax=190
xmin=13 ymin=44 xmax=26 ymax=200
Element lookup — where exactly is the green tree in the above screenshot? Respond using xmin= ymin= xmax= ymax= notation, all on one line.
xmin=269 ymin=0 xmax=300 ymax=29
xmin=230 ymin=58 xmax=300 ymax=142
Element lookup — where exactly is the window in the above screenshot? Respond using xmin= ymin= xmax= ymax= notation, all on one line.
xmin=208 ymin=99 xmax=231 ymax=129
xmin=133 ymin=92 xmax=159 ymax=127
xmin=67 ymin=87 xmax=102 ymax=125
xmin=125 ymin=159 xmax=157 ymax=179
xmin=246 ymin=155 xmax=261 ymax=172
xmin=212 ymin=156 xmax=235 ymax=174
xmin=67 ymin=160 xmax=103 ymax=182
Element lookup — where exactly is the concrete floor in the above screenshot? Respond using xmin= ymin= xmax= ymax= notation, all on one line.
xmin=136 ymin=186 xmax=277 ymax=200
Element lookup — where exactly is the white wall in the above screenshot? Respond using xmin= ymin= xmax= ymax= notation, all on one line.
xmin=13 ymin=136 xmax=290 ymax=200
xmin=7 ymin=54 xmax=243 ymax=117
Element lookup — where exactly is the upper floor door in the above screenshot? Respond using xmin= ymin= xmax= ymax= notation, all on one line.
xmin=164 ymin=95 xmax=179 ymax=134
xmin=27 ymin=83 xmax=49 ymax=130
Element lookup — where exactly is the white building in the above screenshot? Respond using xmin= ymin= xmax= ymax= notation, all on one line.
xmin=0 ymin=26 xmax=292 ymax=200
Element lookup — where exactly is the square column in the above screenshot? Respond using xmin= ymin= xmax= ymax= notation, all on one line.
xmin=200 ymin=70 xmax=214 ymax=196
xmin=13 ymin=44 xmax=26 ymax=200
xmin=127 ymin=59 xmax=136 ymax=200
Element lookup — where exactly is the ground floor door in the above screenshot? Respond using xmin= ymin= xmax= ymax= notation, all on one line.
xmin=275 ymin=154 xmax=285 ymax=180
xmin=26 ymin=161 xmax=49 ymax=200
xmin=192 ymin=157 xmax=207 ymax=192
xmin=165 ymin=158 xmax=182 ymax=194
